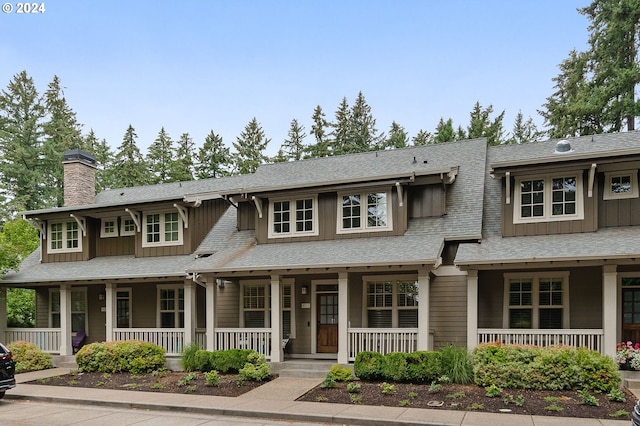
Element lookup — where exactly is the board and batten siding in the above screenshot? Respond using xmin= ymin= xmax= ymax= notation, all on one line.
xmin=430 ymin=274 xmax=467 ymax=348
xmin=408 ymin=185 xmax=445 ymax=218
xmin=598 ymin=172 xmax=640 ymax=228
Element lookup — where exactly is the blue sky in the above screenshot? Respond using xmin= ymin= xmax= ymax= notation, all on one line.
xmin=1 ymin=1 xmax=590 ymax=156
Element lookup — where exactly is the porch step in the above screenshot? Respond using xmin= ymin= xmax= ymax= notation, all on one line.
xmin=624 ymin=378 xmax=640 ymax=390
xmin=271 ymin=360 xmax=345 ymax=379
xmin=52 ymin=355 xmax=78 ymax=370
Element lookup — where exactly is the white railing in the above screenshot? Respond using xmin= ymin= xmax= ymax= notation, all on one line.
xmin=214 ymin=328 xmax=272 ymax=360
xmin=477 ymin=329 xmax=604 ymax=354
xmin=113 ymin=328 xmax=185 ymax=355
xmin=348 ymin=328 xmax=418 ymax=361
xmin=195 ymin=328 xmax=206 ymax=349
xmin=4 ymin=328 xmax=62 ymax=354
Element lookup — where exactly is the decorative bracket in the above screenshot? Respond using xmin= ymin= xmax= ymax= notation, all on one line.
xmin=69 ymin=214 xmax=87 ymax=237
xmin=588 ymin=163 xmax=597 ymax=198
xmin=174 ymin=204 xmax=189 ymax=228
xmin=506 ymin=171 xmax=511 ymax=205
xmin=251 ymin=196 xmax=263 ymax=219
xmin=395 ymin=182 xmax=404 ymax=207
xmin=124 ymin=208 xmax=141 ymax=232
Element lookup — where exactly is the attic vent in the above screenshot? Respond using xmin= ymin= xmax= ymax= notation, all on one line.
xmin=555 ymin=140 xmax=573 ymax=154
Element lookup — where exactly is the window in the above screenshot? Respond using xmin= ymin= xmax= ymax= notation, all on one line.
xmin=604 ymin=170 xmax=639 ymax=200
xmin=282 ymin=280 xmax=296 ymax=338
xmin=338 ymin=191 xmax=392 ymax=233
xmin=100 ymin=218 xmax=118 ymax=238
xmin=48 ymin=221 xmax=82 ymax=253
xmin=503 ymin=273 xmax=569 ymax=329
xmin=49 ymin=288 xmax=87 ymax=333
xmin=514 ymin=175 xmax=583 ymax=223
xmin=143 ymin=212 xmax=183 ymax=247
xmin=120 ymin=218 xmax=136 ymax=236
xmin=363 ymin=277 xmax=418 ymax=328
xmin=157 ymin=286 xmax=184 ymax=328
xmin=268 ymin=197 xmax=318 ymax=238
xmin=116 ymin=289 xmax=132 ymax=328
xmin=241 ymin=283 xmax=270 ymax=328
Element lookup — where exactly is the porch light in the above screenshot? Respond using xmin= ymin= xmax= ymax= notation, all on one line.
xmin=98 ymin=293 xmax=105 ymax=301
xmin=301 ymin=286 xmax=308 ymax=295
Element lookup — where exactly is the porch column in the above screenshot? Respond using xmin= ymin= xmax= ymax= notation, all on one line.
xmin=417 ymin=269 xmax=431 ymax=351
xmin=0 ymin=287 xmax=7 ymax=342
xmin=105 ymin=282 xmax=115 ymax=342
xmin=338 ymin=272 xmax=349 ymax=364
xmin=206 ymin=281 xmax=215 ymax=351
xmin=183 ymin=281 xmax=196 ymax=347
xmin=59 ymin=284 xmax=72 ymax=356
xmin=466 ymin=270 xmax=478 ymax=351
xmin=602 ymin=265 xmax=617 ymax=358
xmin=270 ymin=275 xmax=282 ymax=362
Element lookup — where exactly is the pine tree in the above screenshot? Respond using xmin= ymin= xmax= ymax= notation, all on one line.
xmin=147 ymin=127 xmax=175 ymax=184
xmin=411 ymin=129 xmax=432 ymax=146
xmin=382 ymin=121 xmax=408 ymax=150
xmin=467 ymin=101 xmax=505 ymax=145
xmin=307 ymin=105 xmax=331 ymax=158
xmin=278 ymin=118 xmax=306 ymax=161
xmin=232 ymin=118 xmax=270 ymax=174
xmin=433 ymin=118 xmax=456 ymax=144
xmin=83 ymin=129 xmax=115 ymax=192
xmin=171 ymin=132 xmax=195 ymax=182
xmin=506 ymin=111 xmax=544 ymax=144
xmin=347 ymin=91 xmax=383 ymax=153
xmin=196 ymin=130 xmax=233 ymax=179
xmin=330 ymin=97 xmax=351 ymax=156
xmin=112 ymin=125 xmax=149 ymax=188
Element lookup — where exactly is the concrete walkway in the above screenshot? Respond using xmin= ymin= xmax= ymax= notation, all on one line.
xmin=6 ymin=368 xmax=633 ymax=426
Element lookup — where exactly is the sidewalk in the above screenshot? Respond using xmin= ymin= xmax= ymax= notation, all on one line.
xmin=7 ymin=368 xmax=632 ymax=426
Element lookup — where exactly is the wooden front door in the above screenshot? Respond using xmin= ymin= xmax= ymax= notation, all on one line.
xmin=317 ymin=292 xmax=338 ymax=353
xmin=622 ymin=288 xmax=640 ymax=343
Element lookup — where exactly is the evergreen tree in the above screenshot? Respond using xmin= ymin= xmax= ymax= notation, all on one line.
xmin=147 ymin=127 xmax=175 ymax=183
xmin=196 ymin=130 xmax=233 ymax=179
xmin=382 ymin=121 xmax=408 ymax=150
xmin=0 ymin=71 xmax=47 ymax=213
xmin=347 ymin=91 xmax=383 ymax=153
xmin=467 ymin=101 xmax=505 ymax=145
xmin=278 ymin=118 xmax=306 ymax=161
xmin=271 ymin=148 xmax=288 ymax=163
xmin=232 ymin=118 xmax=270 ymax=174
xmin=506 ymin=111 xmax=544 ymax=144
xmin=112 ymin=125 xmax=149 ymax=188
xmin=433 ymin=118 xmax=456 ymax=143
xmin=83 ymin=129 xmax=115 ymax=192
xmin=171 ymin=132 xmax=195 ymax=182
xmin=411 ymin=129 xmax=432 ymax=146
xmin=307 ymin=105 xmax=331 ymax=158
xmin=330 ymin=97 xmax=351 ymax=155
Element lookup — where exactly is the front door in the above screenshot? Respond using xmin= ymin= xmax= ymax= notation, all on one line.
xmin=317 ymin=292 xmax=338 ymax=353
xmin=622 ymin=287 xmax=640 ymax=343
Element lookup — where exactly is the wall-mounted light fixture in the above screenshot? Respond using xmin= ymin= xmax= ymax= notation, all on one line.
xmin=98 ymin=293 xmax=105 ymax=301
xmin=216 ymin=279 xmax=225 ymax=288
xmin=301 ymin=286 xmax=308 ymax=295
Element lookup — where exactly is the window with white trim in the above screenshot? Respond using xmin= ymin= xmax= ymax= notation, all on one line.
xmin=338 ymin=191 xmax=392 ymax=233
xmin=281 ymin=281 xmax=296 ymax=338
xmin=240 ymin=282 xmax=271 ymax=328
xmin=143 ymin=212 xmax=183 ymax=247
xmin=268 ymin=197 xmax=318 ymax=238
xmin=116 ymin=289 xmax=132 ymax=328
xmin=49 ymin=288 xmax=87 ymax=333
xmin=603 ymin=170 xmax=639 ymax=200
xmin=513 ymin=174 xmax=583 ymax=223
xmin=48 ymin=221 xmax=82 ymax=253
xmin=363 ymin=277 xmax=418 ymax=328
xmin=100 ymin=218 xmax=118 ymax=238
xmin=120 ymin=218 xmax=136 ymax=236
xmin=504 ymin=273 xmax=570 ymax=329
xmin=157 ymin=286 xmax=184 ymax=328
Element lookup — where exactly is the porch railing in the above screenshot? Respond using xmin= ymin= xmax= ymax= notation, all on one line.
xmin=195 ymin=328 xmax=206 ymax=349
xmin=4 ymin=328 xmax=61 ymax=354
xmin=348 ymin=328 xmax=418 ymax=361
xmin=214 ymin=328 xmax=272 ymax=360
xmin=113 ymin=328 xmax=185 ymax=355
xmin=477 ymin=328 xmax=604 ymax=354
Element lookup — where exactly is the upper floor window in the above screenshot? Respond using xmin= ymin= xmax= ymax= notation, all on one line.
xmin=120 ymin=218 xmax=136 ymax=236
xmin=603 ymin=170 xmax=639 ymax=200
xmin=513 ymin=174 xmax=583 ymax=223
xmin=268 ymin=197 xmax=318 ymax=238
xmin=100 ymin=218 xmax=118 ymax=238
xmin=49 ymin=221 xmax=82 ymax=253
xmin=142 ymin=212 xmax=183 ymax=247
xmin=338 ymin=191 xmax=392 ymax=234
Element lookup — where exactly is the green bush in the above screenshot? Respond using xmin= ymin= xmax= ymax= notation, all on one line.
xmin=327 ymin=364 xmax=354 ymax=382
xmin=238 ymin=351 xmax=270 ymax=381
xmin=7 ymin=341 xmax=53 ymax=372
xmin=354 ymin=351 xmax=385 ymax=381
xmin=180 ymin=343 xmax=200 ymax=372
xmin=210 ymin=349 xmax=254 ymax=373
xmin=382 ymin=352 xmax=409 ymax=382
xmin=193 ymin=349 xmax=214 ymax=372
xmin=75 ymin=340 xmax=165 ymax=373
xmin=204 ymin=370 xmax=219 ymax=386
xmin=405 ymin=351 xmax=442 ymax=383
xmin=439 ymin=345 xmax=472 ymax=384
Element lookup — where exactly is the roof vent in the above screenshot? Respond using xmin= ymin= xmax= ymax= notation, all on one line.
xmin=555 ymin=140 xmax=573 ymax=154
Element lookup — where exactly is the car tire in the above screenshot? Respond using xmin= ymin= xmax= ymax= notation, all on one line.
xmin=0 ymin=391 xmax=5 ymax=400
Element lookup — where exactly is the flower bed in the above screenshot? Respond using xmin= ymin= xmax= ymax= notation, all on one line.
xmin=616 ymin=341 xmax=640 ymax=370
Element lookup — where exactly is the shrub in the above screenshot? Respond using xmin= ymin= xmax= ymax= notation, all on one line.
xmin=238 ymin=351 xmax=270 ymax=381
xmin=405 ymin=351 xmax=442 ymax=383
xmin=75 ymin=340 xmax=165 ymax=373
xmin=346 ymin=382 xmax=361 ymax=393
xmin=180 ymin=343 xmax=200 ymax=372
xmin=321 ymin=377 xmax=336 ymax=388
xmin=439 ymin=345 xmax=472 ymax=384
xmin=382 ymin=352 xmax=409 ymax=382
xmin=210 ymin=349 xmax=254 ymax=373
xmin=354 ymin=351 xmax=384 ymax=381
xmin=204 ymin=370 xmax=219 ymax=386
xmin=193 ymin=350 xmax=214 ymax=372
xmin=327 ymin=364 xmax=354 ymax=382
xmin=7 ymin=341 xmax=53 ymax=372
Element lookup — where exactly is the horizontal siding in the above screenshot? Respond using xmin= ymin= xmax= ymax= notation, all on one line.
xmin=216 ymin=283 xmax=239 ymax=328
xmin=430 ymin=275 xmax=467 ymax=348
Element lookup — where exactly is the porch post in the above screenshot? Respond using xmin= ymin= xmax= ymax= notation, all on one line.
xmin=602 ymin=265 xmax=617 ymax=358
xmin=206 ymin=281 xmax=215 ymax=351
xmin=0 ymin=287 xmax=7 ymax=342
xmin=59 ymin=284 xmax=72 ymax=356
xmin=466 ymin=270 xmax=478 ymax=351
xmin=270 ymin=275 xmax=282 ymax=362
xmin=338 ymin=272 xmax=348 ymax=364
xmin=183 ymin=281 xmax=195 ymax=347
xmin=105 ymin=282 xmax=115 ymax=342
xmin=417 ymin=269 xmax=431 ymax=351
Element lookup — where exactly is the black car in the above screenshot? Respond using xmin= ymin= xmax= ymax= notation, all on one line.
xmin=0 ymin=343 xmax=16 ymax=399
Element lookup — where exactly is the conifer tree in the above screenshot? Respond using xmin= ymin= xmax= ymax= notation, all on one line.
xmin=196 ymin=130 xmax=233 ymax=179
xmin=411 ymin=129 xmax=432 ymax=146
xmin=330 ymin=97 xmax=351 ymax=155
xmin=382 ymin=121 xmax=408 ymax=150
xmin=232 ymin=118 xmax=270 ymax=174
xmin=278 ymin=118 xmax=306 ymax=161
xmin=433 ymin=118 xmax=456 ymax=144
xmin=307 ymin=105 xmax=331 ymax=158
xmin=506 ymin=111 xmax=544 ymax=144
xmin=467 ymin=101 xmax=505 ymax=145
xmin=83 ymin=129 xmax=116 ymax=192
xmin=171 ymin=132 xmax=195 ymax=182
xmin=112 ymin=125 xmax=149 ymax=188
xmin=147 ymin=127 xmax=175 ymax=183
xmin=347 ymin=91 xmax=383 ymax=153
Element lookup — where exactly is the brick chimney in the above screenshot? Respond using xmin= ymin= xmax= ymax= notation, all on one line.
xmin=63 ymin=149 xmax=97 ymax=206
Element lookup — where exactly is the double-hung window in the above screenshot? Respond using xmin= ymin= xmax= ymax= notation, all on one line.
xmin=514 ymin=174 xmax=583 ymax=223
xmin=157 ymin=286 xmax=184 ymax=328
xmin=48 ymin=221 xmax=82 ymax=253
xmin=363 ymin=277 xmax=418 ymax=328
xmin=268 ymin=197 xmax=318 ymax=238
xmin=504 ymin=273 xmax=569 ymax=329
xmin=143 ymin=212 xmax=183 ymax=247
xmin=240 ymin=282 xmax=270 ymax=328
xmin=338 ymin=190 xmax=392 ymax=233
xmin=603 ymin=170 xmax=639 ymax=200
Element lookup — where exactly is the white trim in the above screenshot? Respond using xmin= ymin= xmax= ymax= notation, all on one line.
xmin=337 ymin=189 xmax=393 ymax=234
xmin=281 ymin=279 xmax=296 ymax=338
xmin=47 ymin=220 xmax=83 ymax=253
xmin=124 ymin=208 xmax=141 ymax=232
xmin=156 ymin=284 xmax=184 ymax=328
xmin=311 ymin=279 xmax=339 ymax=355
xmin=362 ymin=275 xmax=419 ymax=328
xmin=268 ymin=196 xmax=319 ymax=239
xmin=603 ymin=170 xmax=639 ymax=200
xmin=239 ymin=279 xmax=270 ymax=328
xmin=142 ymin=211 xmax=184 ymax=247
xmin=49 ymin=287 xmax=88 ymax=333
xmin=100 ymin=217 xmax=119 ymax=238
xmin=513 ymin=173 xmax=584 ymax=224
xmin=120 ymin=217 xmax=137 ymax=236
xmin=502 ymin=272 xmax=570 ymax=329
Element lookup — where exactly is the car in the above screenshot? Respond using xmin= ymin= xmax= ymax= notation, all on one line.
xmin=633 ymin=399 xmax=640 ymax=426
xmin=0 ymin=343 xmax=16 ymax=399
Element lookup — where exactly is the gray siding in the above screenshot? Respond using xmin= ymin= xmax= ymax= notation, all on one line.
xmin=408 ymin=185 xmax=445 ymax=218
xmin=568 ymin=267 xmax=602 ymax=328
xmin=216 ymin=283 xmax=240 ymax=328
xmin=598 ymin=172 xmax=640 ymax=228
xmin=86 ymin=285 xmax=106 ymax=343
xmin=430 ymin=275 xmax=467 ymax=348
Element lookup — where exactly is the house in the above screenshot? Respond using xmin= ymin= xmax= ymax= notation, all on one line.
xmin=2 ymin=132 xmax=640 ymax=364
